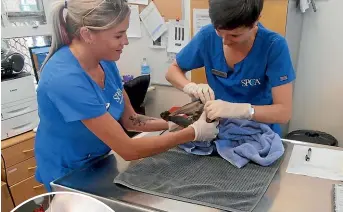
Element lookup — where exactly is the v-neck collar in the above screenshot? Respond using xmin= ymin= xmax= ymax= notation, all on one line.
xmin=217 ymin=26 xmax=261 ymax=72
xmin=66 ymin=46 xmax=107 ymax=91
xmin=99 ymin=62 xmax=107 ymax=91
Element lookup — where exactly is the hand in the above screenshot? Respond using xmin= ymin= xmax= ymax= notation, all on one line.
xmin=183 ymin=82 xmax=215 ymax=103
xmin=189 ymin=111 xmax=219 ymax=141
xmin=204 ymin=100 xmax=252 ymax=120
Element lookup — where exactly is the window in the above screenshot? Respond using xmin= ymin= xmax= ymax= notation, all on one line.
xmin=1 ymin=0 xmax=51 ymax=38
xmin=2 ymin=36 xmax=51 ymax=79
xmin=1 ymin=0 xmax=52 ymax=83
xmin=3 ymin=0 xmax=47 ymax=27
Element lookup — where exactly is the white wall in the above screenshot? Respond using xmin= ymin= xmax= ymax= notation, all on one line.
xmin=285 ymin=0 xmax=304 ymax=72
xmin=145 ymin=85 xmax=191 ymax=118
xmin=117 ymin=0 xmax=193 ymax=116
xmin=116 ymin=23 xmax=172 ymax=85
xmin=116 ymin=0 xmax=191 ymax=85
xmin=289 ymin=0 xmax=343 ymax=146
xmin=279 ymin=0 xmax=304 ymax=136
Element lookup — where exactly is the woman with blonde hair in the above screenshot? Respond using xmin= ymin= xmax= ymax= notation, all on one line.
xmin=35 ymin=0 xmax=218 ymax=191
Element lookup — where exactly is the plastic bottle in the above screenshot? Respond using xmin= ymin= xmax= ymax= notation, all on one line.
xmin=140 ymin=58 xmax=151 ymax=76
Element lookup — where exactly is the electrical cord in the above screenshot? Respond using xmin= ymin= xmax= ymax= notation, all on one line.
xmin=1 ymin=154 xmax=16 ymax=207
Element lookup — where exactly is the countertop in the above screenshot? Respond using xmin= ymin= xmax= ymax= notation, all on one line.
xmin=51 ymin=132 xmax=342 ymax=212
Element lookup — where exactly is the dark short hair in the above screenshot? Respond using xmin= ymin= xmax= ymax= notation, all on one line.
xmin=209 ymin=0 xmax=264 ymax=30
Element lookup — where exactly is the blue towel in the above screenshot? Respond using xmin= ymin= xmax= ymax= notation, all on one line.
xmin=179 ymin=119 xmax=284 ymax=168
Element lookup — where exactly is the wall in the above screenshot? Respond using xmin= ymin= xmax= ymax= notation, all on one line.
xmin=279 ymin=0 xmax=304 ymax=136
xmin=145 ymin=85 xmax=191 ymax=118
xmin=117 ymin=0 xmax=193 ymax=116
xmin=289 ymin=0 xmax=343 ymax=146
xmin=285 ymin=0 xmax=304 ymax=72
xmin=116 ymin=0 xmax=191 ymax=85
xmin=116 ymin=23 xmax=172 ymax=85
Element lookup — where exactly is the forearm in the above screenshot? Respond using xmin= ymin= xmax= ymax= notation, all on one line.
xmin=83 ymin=113 xmax=195 ymax=161
xmin=124 ymin=114 xmax=168 ymax=132
xmin=125 ymin=127 xmax=195 ymax=160
xmin=252 ymin=104 xmax=292 ymax=124
xmin=166 ymin=62 xmax=191 ymax=90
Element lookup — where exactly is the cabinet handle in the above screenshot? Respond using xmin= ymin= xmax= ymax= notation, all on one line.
xmin=12 ymin=123 xmax=31 ymax=130
xmin=28 ymin=166 xmax=37 ymax=170
xmin=7 ymin=106 xmax=30 ymax=115
xmin=33 ymin=184 xmax=44 ymax=189
xmin=22 ymin=148 xmax=34 ymax=153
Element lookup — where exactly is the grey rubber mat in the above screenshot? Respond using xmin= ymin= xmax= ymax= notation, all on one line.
xmin=114 ymin=148 xmax=284 ymax=212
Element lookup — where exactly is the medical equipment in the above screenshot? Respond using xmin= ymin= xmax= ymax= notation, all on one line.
xmin=1 ymin=72 xmax=39 ymax=140
xmin=1 ymin=43 xmax=25 ymax=78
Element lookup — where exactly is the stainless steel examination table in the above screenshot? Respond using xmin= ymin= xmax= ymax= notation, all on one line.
xmin=51 ymin=133 xmax=341 ymax=212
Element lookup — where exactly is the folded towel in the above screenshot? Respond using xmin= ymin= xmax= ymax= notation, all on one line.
xmin=179 ymin=119 xmax=284 ymax=168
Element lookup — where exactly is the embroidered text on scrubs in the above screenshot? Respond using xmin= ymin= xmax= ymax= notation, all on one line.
xmin=113 ymin=88 xmax=123 ymax=104
xmin=241 ymin=79 xmax=261 ymax=87
xmin=280 ymin=75 xmax=288 ymax=81
xmin=129 ymin=115 xmax=157 ymax=126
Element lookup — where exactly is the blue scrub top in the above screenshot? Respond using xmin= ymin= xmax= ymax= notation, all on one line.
xmin=35 ymin=46 xmax=124 ymax=191
xmin=176 ymin=24 xmax=296 ymax=135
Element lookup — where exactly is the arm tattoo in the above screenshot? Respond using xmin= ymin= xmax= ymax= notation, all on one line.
xmin=129 ymin=114 xmax=157 ymax=126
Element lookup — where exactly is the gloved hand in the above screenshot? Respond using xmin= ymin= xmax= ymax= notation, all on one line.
xmin=183 ymin=82 xmax=215 ymax=103
xmin=204 ymin=100 xmax=252 ymax=120
xmin=189 ymin=111 xmax=219 ymax=141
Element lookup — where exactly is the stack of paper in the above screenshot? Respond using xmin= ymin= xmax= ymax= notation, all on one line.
xmin=127 ymin=5 xmax=141 ymax=38
xmin=286 ymin=145 xmax=343 ymax=181
xmin=150 ymin=22 xmax=169 ymax=49
xmin=140 ymin=1 xmax=168 ymax=41
xmin=193 ymin=9 xmax=211 ymax=36
xmin=334 ymin=184 xmax=343 ymax=212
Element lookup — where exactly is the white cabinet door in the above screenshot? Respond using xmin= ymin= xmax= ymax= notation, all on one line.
xmin=1 ymin=75 xmax=36 ymax=104
xmin=1 ymin=110 xmax=39 ymax=140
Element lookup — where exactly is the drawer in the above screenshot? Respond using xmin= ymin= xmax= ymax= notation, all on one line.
xmin=2 ymin=137 xmax=35 ymax=168
xmin=1 ymin=182 xmax=14 ymax=212
xmin=10 ymin=175 xmax=46 ymax=206
xmin=1 ymin=75 xmax=36 ymax=104
xmin=1 ymin=99 xmax=38 ymax=121
xmin=4 ymin=157 xmax=37 ymax=186
xmin=1 ymin=110 xmax=39 ymax=140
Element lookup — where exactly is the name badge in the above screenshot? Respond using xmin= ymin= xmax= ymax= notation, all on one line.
xmin=106 ymin=103 xmax=110 ymax=110
xmin=211 ymin=69 xmax=228 ymax=78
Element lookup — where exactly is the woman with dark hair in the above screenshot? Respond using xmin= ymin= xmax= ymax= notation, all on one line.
xmin=166 ymin=0 xmax=295 ymax=136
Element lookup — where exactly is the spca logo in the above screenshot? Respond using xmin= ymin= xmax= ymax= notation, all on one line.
xmin=113 ymin=88 xmax=123 ymax=104
xmin=241 ymin=79 xmax=261 ymax=87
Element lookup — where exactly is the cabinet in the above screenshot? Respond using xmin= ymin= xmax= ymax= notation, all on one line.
xmin=259 ymin=0 xmax=289 ymax=36
xmin=1 ymin=131 xmax=46 ymax=209
xmin=1 ymin=182 xmax=14 ymax=212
